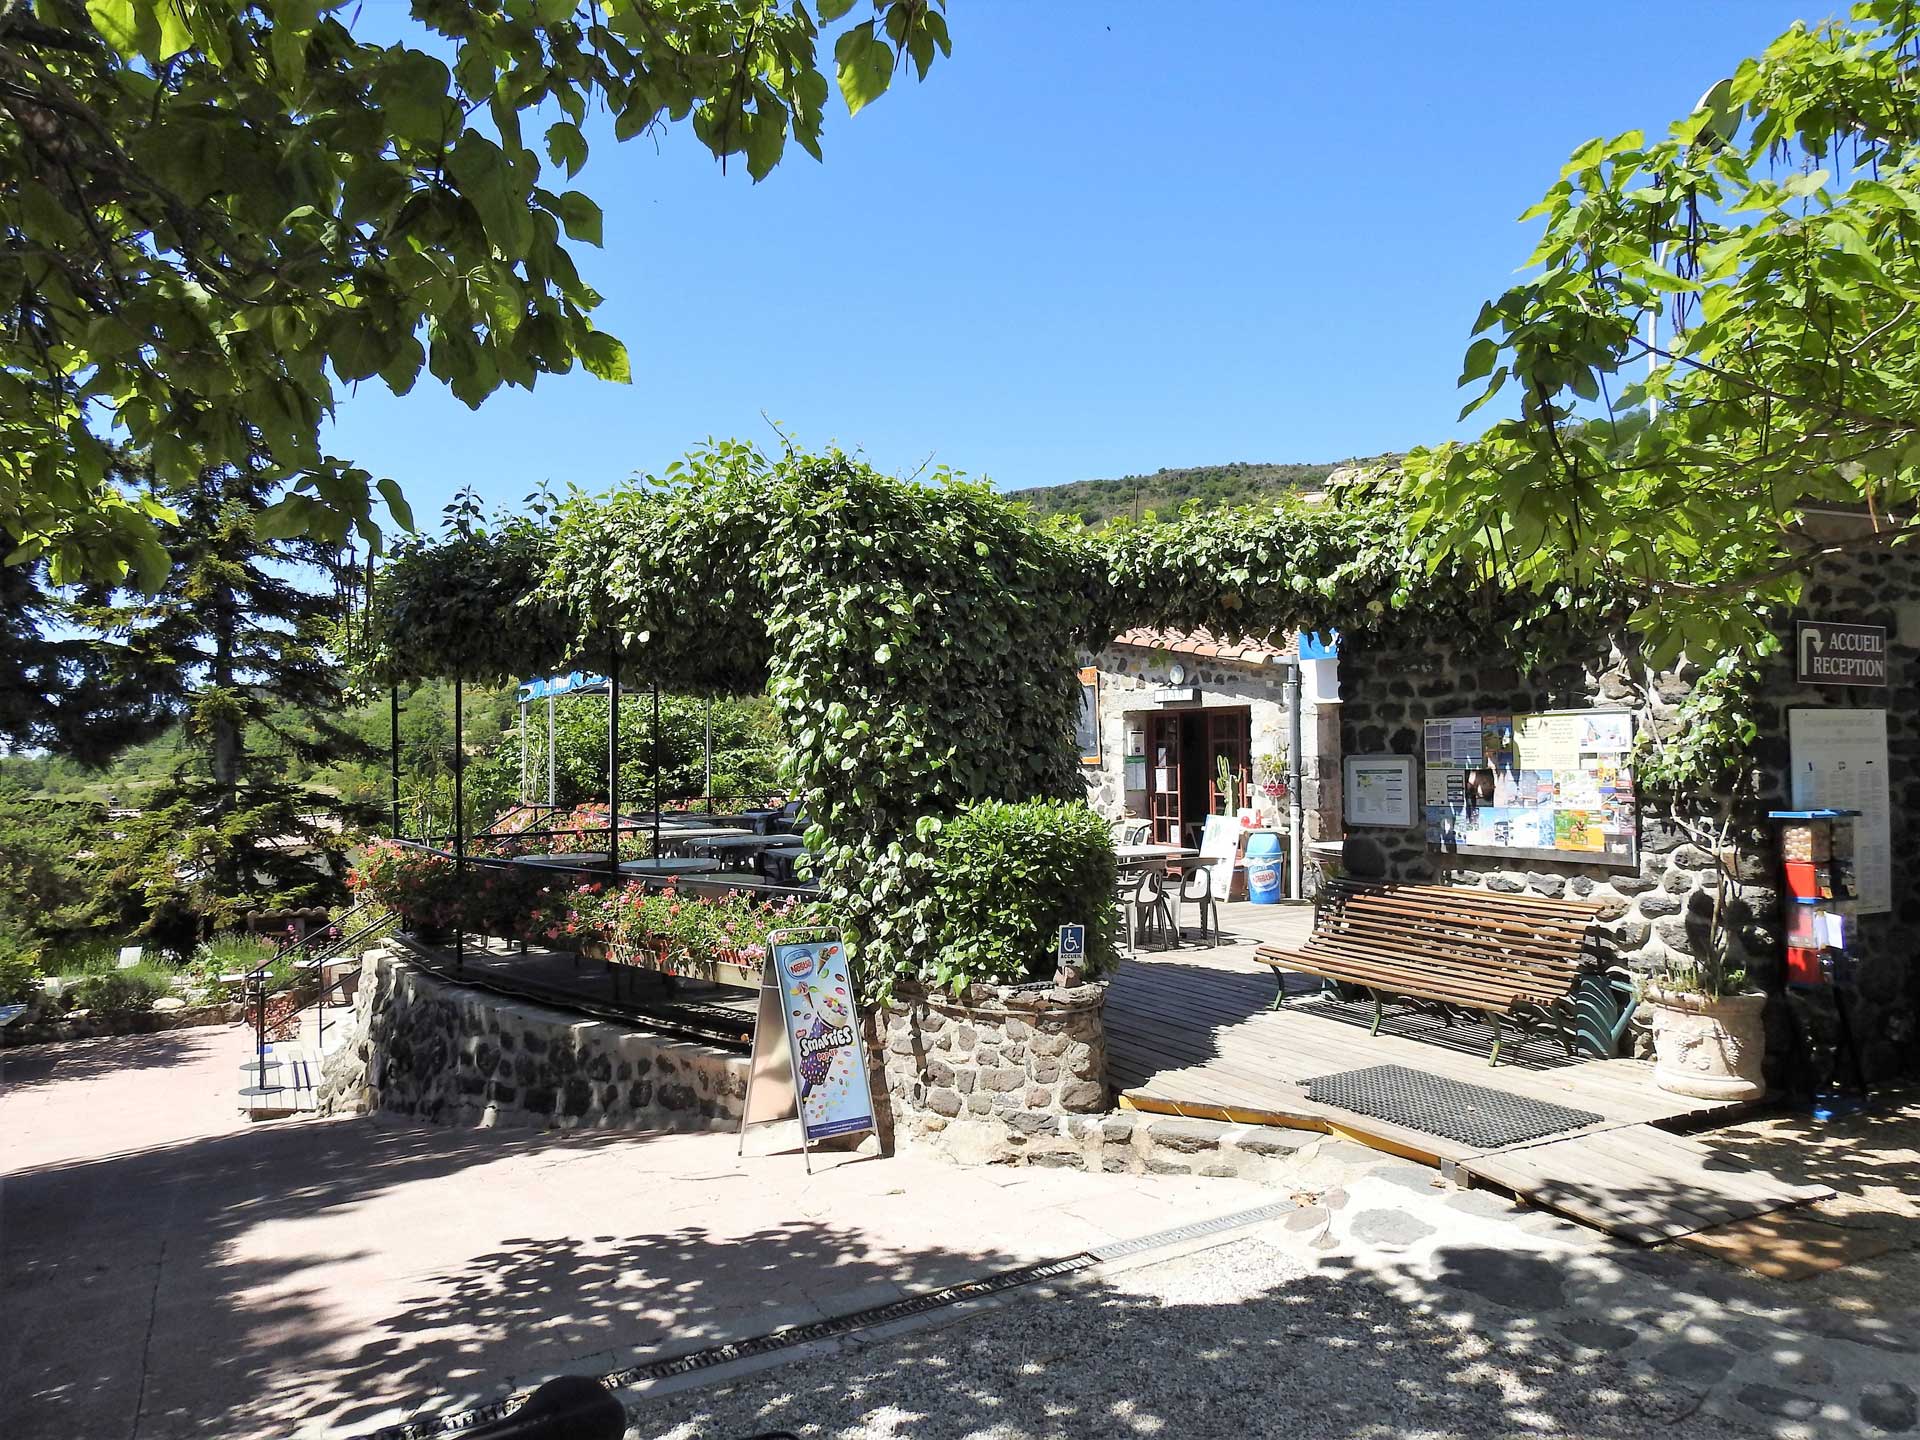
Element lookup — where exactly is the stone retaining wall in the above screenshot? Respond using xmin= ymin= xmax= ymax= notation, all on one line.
xmin=864 ymin=977 xmax=1111 ymax=1165
xmin=0 ymin=999 xmax=249 ymax=1048
xmin=318 ymin=949 xmax=748 ymax=1131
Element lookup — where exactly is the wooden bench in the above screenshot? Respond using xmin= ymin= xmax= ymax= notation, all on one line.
xmin=1254 ymin=880 xmax=1607 ymax=1064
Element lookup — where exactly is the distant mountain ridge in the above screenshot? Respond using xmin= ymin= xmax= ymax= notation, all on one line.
xmin=1006 ymin=457 xmax=1393 ymax=526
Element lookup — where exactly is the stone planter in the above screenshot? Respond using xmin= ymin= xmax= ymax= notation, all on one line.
xmin=865 ymin=977 xmax=1108 ymax=1165
xmin=1646 ymin=986 xmax=1767 ymax=1101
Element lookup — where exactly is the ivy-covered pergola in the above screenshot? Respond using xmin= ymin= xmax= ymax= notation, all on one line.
xmin=373 ymin=441 xmax=1570 ymax=992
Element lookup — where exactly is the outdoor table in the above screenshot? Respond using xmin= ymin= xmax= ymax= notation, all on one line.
xmin=759 ymin=844 xmax=808 ymax=883
xmin=677 ymin=873 xmax=820 ymax=899
xmin=738 ymin=807 xmax=784 ymax=834
xmin=510 ymin=851 xmax=611 ymax=869
xmin=1116 ymin=844 xmax=1198 ymax=866
xmin=680 ymin=833 xmax=802 ymax=870
xmin=655 ymin=825 xmax=752 ymax=855
xmin=616 ymin=857 xmax=722 ymax=876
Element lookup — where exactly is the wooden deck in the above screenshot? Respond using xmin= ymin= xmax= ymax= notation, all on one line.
xmin=1108 ymin=902 xmax=1831 ymax=1242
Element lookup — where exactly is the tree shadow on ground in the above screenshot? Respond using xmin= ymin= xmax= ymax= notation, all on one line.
xmin=0 ymin=1027 xmax=219 ymax=1094
xmin=1 ymin=1115 xmax=1033 ymax=1440
xmin=628 ymin=1245 xmax=1729 ymax=1440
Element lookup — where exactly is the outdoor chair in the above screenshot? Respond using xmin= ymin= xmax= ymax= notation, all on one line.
xmin=1112 ymin=818 xmax=1151 ymax=848
xmin=1126 ymin=866 xmax=1179 ymax=951
xmin=1177 ymin=864 xmax=1218 ymax=947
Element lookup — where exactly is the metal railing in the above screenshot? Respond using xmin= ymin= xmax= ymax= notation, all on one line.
xmin=239 ymin=896 xmax=398 ymax=1104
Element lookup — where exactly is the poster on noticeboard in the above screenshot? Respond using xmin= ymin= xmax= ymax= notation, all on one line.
xmin=1422 ymin=708 xmax=1637 ymax=868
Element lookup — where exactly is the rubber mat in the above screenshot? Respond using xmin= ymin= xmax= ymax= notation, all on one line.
xmin=1304 ymin=1063 xmax=1603 ymax=1149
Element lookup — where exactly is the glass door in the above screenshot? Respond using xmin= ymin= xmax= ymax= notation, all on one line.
xmin=1147 ymin=713 xmax=1182 ymax=846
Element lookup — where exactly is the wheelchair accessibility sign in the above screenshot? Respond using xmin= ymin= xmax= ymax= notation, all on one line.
xmin=1057 ymin=924 xmax=1086 ymax=963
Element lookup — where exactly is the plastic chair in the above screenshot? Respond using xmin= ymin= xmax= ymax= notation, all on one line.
xmin=1178 ymin=864 xmax=1218 ymax=947
xmin=1129 ymin=867 xmax=1179 ymax=950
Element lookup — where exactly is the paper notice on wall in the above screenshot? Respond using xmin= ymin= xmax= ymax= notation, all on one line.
xmin=1514 ymin=713 xmax=1580 ymax=771
xmin=1425 ymin=765 xmax=1464 ymax=804
xmin=1578 ymin=712 xmax=1634 ymax=753
xmin=1789 ymin=708 xmax=1891 ymax=915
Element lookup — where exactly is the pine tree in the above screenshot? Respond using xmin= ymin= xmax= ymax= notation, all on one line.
xmin=80 ymin=458 xmax=376 ymax=938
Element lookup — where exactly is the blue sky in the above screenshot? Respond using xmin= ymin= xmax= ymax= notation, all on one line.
xmin=325 ymin=1 xmax=1820 ymax=526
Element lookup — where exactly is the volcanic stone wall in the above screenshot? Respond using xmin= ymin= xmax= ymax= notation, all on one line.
xmin=1334 ymin=547 xmax=1919 ymax=1080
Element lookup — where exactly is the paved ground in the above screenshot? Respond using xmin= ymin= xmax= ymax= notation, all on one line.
xmin=0 ymin=1025 xmax=1276 ymax=1440
xmin=630 ymin=1144 xmax=1920 ymax=1440
xmin=6 ymin=1026 xmax=1918 ymax=1440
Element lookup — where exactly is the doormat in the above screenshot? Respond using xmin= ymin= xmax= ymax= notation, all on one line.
xmin=1304 ymin=1064 xmax=1603 ymax=1150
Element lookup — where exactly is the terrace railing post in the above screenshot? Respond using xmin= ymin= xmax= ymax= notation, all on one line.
xmin=454 ymin=676 xmax=465 ymax=978
xmin=608 ymin=654 xmax=622 ymax=999
xmin=389 ymin=685 xmax=401 ymax=839
xmin=652 ymin=683 xmax=662 ymax=859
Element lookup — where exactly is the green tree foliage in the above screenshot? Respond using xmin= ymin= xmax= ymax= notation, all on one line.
xmin=0 ymin=792 xmax=119 ymax=953
xmin=77 ymin=458 xmax=378 ymax=930
xmin=1405 ymin=0 xmax=1920 ymax=665
xmin=463 ymin=690 xmax=786 ymax=818
xmin=1010 ymin=459 xmax=1386 ymax=528
xmin=0 ymin=0 xmax=953 ymax=586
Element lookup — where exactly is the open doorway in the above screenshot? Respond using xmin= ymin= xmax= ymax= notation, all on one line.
xmin=1147 ymin=708 xmax=1252 ymax=847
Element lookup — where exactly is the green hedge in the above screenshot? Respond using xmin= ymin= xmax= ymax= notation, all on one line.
xmin=931 ymin=799 xmax=1117 ymax=990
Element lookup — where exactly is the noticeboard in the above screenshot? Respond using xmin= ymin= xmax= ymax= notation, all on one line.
xmin=1422 ymin=709 xmax=1637 ymax=868
xmin=1788 ymin=707 xmax=1891 ymax=915
xmin=1076 ymin=666 xmax=1101 ymax=765
xmin=1344 ymin=754 xmax=1416 ymax=828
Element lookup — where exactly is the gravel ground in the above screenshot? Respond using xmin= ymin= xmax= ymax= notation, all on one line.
xmin=624 ymin=1234 xmax=1755 ymax=1440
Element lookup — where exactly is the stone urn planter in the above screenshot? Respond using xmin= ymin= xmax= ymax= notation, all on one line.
xmin=1645 ymin=986 xmax=1766 ymax=1101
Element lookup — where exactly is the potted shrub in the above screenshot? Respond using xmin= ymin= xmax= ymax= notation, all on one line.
xmin=1641 ymin=958 xmax=1766 ymax=1102
xmin=930 ymin=798 xmax=1119 ymax=991
xmin=1630 ymin=658 xmax=1768 ymax=1102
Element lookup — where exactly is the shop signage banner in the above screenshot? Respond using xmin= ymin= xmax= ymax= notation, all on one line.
xmin=770 ymin=931 xmax=875 ymax=1143
xmin=1796 ymin=621 xmax=1888 ymax=687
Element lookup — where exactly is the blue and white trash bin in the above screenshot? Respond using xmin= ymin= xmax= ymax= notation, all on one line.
xmin=1245 ymin=831 xmax=1284 ymax=904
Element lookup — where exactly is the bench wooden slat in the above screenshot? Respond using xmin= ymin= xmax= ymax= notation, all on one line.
xmin=1252 ymin=879 xmax=1607 ymax=1062
xmin=1267 ymin=940 xmax=1566 ymax=1006
xmin=1264 ymin=942 xmax=1549 ymax=1007
xmin=1259 ymin=948 xmax=1538 ymax=1013
xmin=1319 ymin=892 xmax=1600 ymax=950
xmin=1311 ymin=911 xmax=1590 ymax=974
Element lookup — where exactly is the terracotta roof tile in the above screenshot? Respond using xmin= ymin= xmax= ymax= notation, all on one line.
xmin=1108 ymin=627 xmax=1295 ymax=666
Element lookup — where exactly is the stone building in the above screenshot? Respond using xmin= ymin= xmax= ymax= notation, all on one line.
xmin=1081 ymin=627 xmax=1342 ymax=863
xmin=1332 ymin=542 xmax=1918 ymax=1082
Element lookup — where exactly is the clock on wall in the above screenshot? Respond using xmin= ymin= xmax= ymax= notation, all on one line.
xmin=1167 ymin=663 xmax=1187 ymax=685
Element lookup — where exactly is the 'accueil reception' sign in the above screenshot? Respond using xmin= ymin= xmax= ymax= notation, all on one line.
xmin=1796 ymin=621 xmax=1888 ymax=687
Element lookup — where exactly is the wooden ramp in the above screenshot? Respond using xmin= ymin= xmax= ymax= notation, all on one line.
xmin=1459 ymin=1126 xmax=1833 ymax=1243
xmin=1108 ymin=905 xmax=1832 ymax=1242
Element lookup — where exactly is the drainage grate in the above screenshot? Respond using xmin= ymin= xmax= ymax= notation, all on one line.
xmin=1304 ymin=1064 xmax=1602 ymax=1150
xmin=374 ymin=1201 xmax=1294 ymax=1439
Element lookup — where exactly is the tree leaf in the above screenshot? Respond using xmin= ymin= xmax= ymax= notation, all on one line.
xmin=554 ymin=191 xmax=603 ymax=245
xmin=376 ymin=477 xmax=416 ymax=533
xmin=834 ymin=21 xmax=894 ymax=116
xmin=545 ymin=121 xmax=589 ymax=179
xmin=580 ymin=330 xmax=631 ymax=383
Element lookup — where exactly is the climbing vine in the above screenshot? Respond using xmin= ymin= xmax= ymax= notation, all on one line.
xmin=372 ymin=443 xmax=1629 ymax=997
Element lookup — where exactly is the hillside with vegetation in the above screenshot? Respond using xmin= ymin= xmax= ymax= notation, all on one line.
xmin=1006 ymin=457 xmax=1395 ymax=526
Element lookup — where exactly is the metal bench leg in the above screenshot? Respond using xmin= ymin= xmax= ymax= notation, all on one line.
xmin=1369 ymin=990 xmax=1385 ymax=1037
xmin=1270 ymin=970 xmax=1289 ymax=1010
xmin=1488 ymin=1013 xmax=1503 ymax=1066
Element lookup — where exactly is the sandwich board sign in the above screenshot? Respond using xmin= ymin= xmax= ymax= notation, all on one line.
xmin=738 ymin=928 xmax=876 ymax=1171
